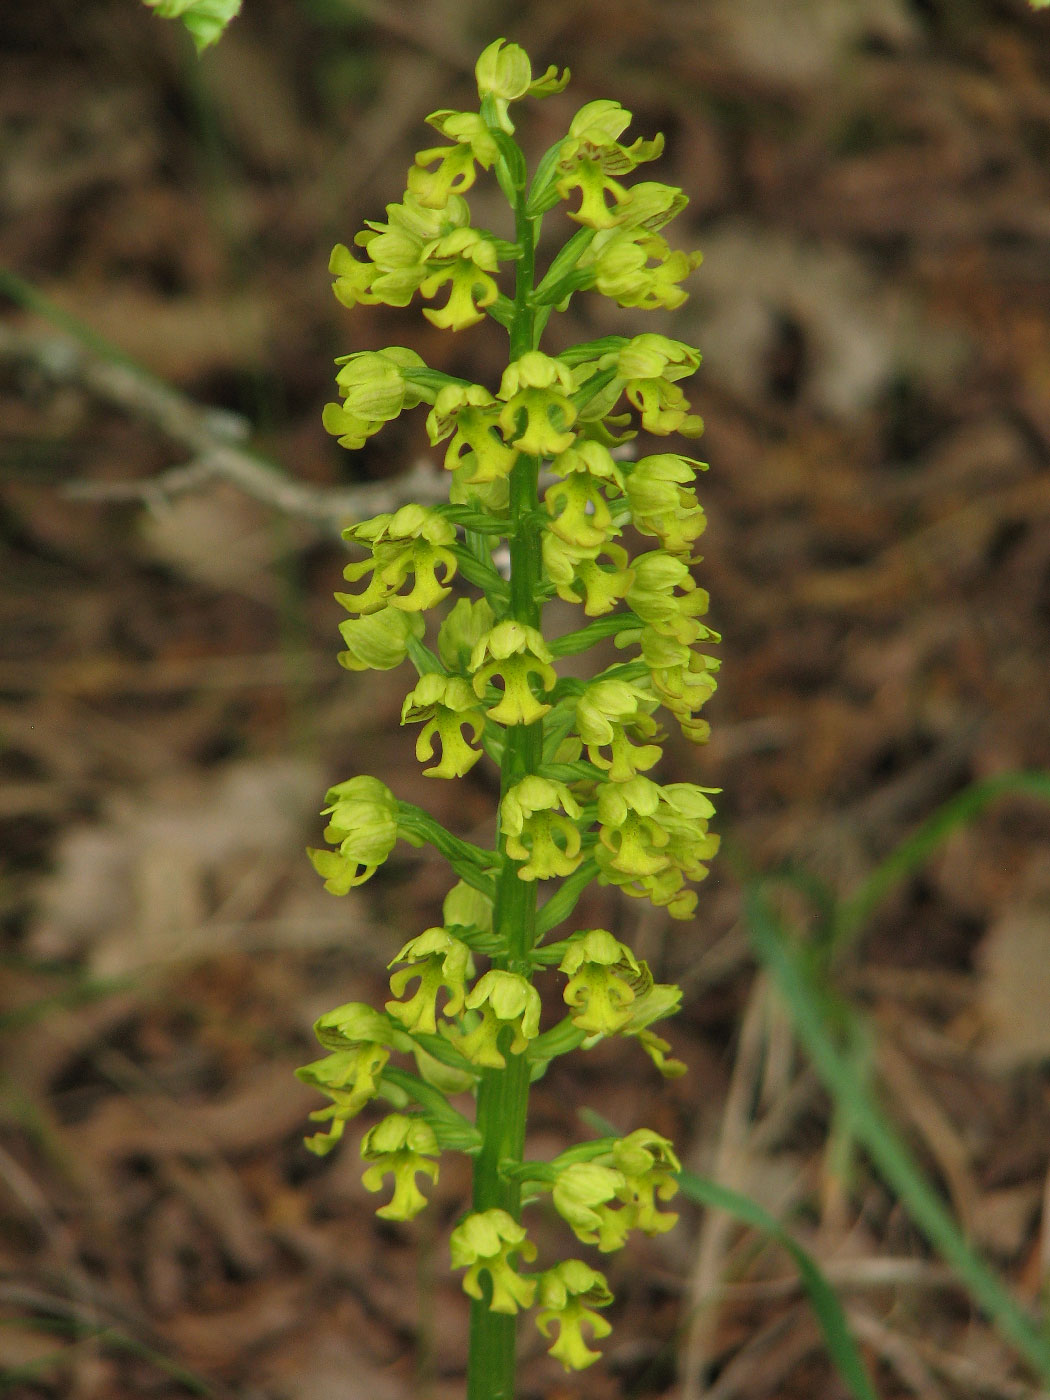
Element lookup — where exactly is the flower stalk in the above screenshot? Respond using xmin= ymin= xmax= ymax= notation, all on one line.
xmin=298 ymin=39 xmax=718 ymax=1397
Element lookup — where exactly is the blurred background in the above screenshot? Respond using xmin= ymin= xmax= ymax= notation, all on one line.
xmin=4 ymin=1 xmax=1050 ymax=1397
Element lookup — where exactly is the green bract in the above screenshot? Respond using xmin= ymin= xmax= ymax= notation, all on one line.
xmin=301 ymin=41 xmax=717 ymax=1386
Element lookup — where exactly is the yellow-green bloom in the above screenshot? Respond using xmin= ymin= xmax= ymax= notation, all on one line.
xmin=296 ymin=1001 xmax=396 ymax=1154
xmin=610 ymin=1128 xmax=680 ymax=1234
xmin=624 ymin=453 xmax=708 ymax=557
xmin=542 ymin=536 xmax=635 ymax=616
xmin=401 ymin=672 xmax=486 ymax=778
xmin=555 ymin=100 xmax=663 ymax=228
xmin=551 ymin=1162 xmax=631 ymax=1252
xmin=427 ymin=383 xmax=518 ymax=480
xmin=408 ymin=140 xmax=481 ymax=208
xmin=353 ymin=192 xmax=472 ymax=307
xmin=594 ymin=776 xmax=718 ymax=917
xmin=574 ymin=677 xmax=662 ymax=781
xmin=535 ymin=1260 xmax=613 ymax=1370
xmin=501 ymin=775 xmax=584 ymax=880
xmin=470 ymin=621 xmax=557 ymax=726
xmin=336 ymin=607 xmax=424 ymax=672
xmin=626 ymin=550 xmax=710 ymax=645
xmin=296 ymin=1045 xmax=389 ymax=1155
xmin=559 ymin=929 xmax=648 ymax=1035
xmin=386 ymin=926 xmax=473 ymax=1034
xmin=475 ymin=38 xmax=569 ymax=132
xmin=339 ymin=506 xmax=458 ymax=615
xmin=450 ymin=1208 xmax=538 ymax=1312
xmin=592 ymin=228 xmax=701 ymax=311
xmin=545 ymin=470 xmax=616 ymax=551
xmin=329 ymin=241 xmax=381 ymax=310
xmin=361 ymin=1114 xmax=440 ymax=1221
xmin=452 ymin=970 xmax=542 ymax=1068
xmin=442 ymin=878 xmax=493 ymax=935
xmin=498 ymin=351 xmax=578 ymax=457
xmin=308 ymin=776 xmax=399 ymax=893
xmin=333 ymin=346 xmax=428 ymax=422
xmin=437 ymin=595 xmax=497 ymax=672
xmin=425 ymin=108 xmax=502 ymax=166
xmin=419 ymin=228 xmax=502 ymax=331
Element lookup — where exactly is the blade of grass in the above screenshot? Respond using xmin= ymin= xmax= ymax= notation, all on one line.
xmin=0 ymin=1316 xmax=215 ymax=1396
xmin=581 ymin=1109 xmax=878 ymax=1400
xmin=831 ymin=771 xmax=1050 ymax=959
xmin=746 ymin=885 xmax=1050 ymax=1382
xmin=675 ymin=1169 xmax=879 ymax=1400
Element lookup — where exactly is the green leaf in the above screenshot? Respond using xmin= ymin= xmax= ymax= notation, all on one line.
xmin=143 ymin=0 xmax=243 ymax=53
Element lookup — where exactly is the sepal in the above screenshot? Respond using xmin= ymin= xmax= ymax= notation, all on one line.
xmin=336 ymin=607 xmax=424 ymax=672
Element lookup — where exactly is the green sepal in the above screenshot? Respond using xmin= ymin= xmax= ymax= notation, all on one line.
xmin=556 ymin=336 xmax=629 ymax=368
xmin=534 ymin=858 xmax=601 ymax=934
xmin=525 ymin=1015 xmax=587 ymax=1065
xmin=486 ymin=294 xmax=516 ymax=329
xmin=395 ymin=801 xmax=498 ymax=894
xmin=525 ymin=136 xmax=569 ymax=215
xmin=532 ymin=227 xmax=598 ymax=305
xmin=382 ymin=1066 xmax=483 ymax=1153
xmin=547 ymin=611 xmax=639 ymax=657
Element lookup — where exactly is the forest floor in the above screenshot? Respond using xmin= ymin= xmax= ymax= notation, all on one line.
xmin=4 ymin=1 xmax=1050 ymax=1397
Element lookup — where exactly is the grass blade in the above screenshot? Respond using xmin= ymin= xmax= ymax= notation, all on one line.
xmin=832 ymin=771 xmax=1050 ymax=957
xmin=675 ymin=1169 xmax=879 ymax=1400
xmin=746 ymin=885 xmax=1050 ymax=1382
xmin=582 ymin=1108 xmax=878 ymax=1398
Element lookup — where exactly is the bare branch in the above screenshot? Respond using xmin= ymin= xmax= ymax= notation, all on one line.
xmin=0 ymin=320 xmax=446 ymax=535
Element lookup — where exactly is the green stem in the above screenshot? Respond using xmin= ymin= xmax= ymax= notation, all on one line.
xmin=466 ymin=145 xmax=543 ymax=1400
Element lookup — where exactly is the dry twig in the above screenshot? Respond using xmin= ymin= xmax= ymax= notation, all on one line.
xmin=0 ymin=320 xmax=446 ymax=533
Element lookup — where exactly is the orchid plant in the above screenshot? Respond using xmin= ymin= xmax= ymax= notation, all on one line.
xmin=297 ymin=40 xmax=718 ymax=1396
